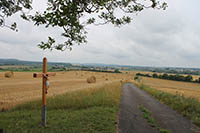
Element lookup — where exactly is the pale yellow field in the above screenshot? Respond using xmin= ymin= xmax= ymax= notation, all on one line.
xmin=1 ymin=70 xmax=200 ymax=110
xmin=128 ymin=71 xmax=200 ymax=101
xmin=141 ymin=77 xmax=200 ymax=101
xmin=0 ymin=71 xmax=132 ymax=110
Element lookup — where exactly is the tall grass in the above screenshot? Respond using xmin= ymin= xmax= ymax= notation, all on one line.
xmin=139 ymin=105 xmax=171 ymax=133
xmin=0 ymin=81 xmax=122 ymax=133
xmin=14 ymin=82 xmax=121 ymax=111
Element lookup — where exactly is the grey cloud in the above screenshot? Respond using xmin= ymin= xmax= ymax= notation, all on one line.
xmin=1 ymin=0 xmax=200 ymax=68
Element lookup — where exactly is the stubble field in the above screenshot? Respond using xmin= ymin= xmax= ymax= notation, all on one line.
xmin=1 ymin=70 xmax=200 ymax=110
xmin=125 ymin=71 xmax=200 ymax=101
xmin=141 ymin=77 xmax=200 ymax=101
xmin=0 ymin=71 xmax=132 ymax=110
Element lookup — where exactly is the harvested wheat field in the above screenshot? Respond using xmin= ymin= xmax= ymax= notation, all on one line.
xmin=0 ymin=71 xmax=131 ymax=110
xmin=141 ymin=77 xmax=200 ymax=101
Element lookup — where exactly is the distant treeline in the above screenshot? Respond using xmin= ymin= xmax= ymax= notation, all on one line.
xmin=0 ymin=66 xmax=122 ymax=73
xmin=0 ymin=67 xmax=41 ymax=72
xmin=81 ymin=69 xmax=122 ymax=73
xmin=136 ymin=73 xmax=200 ymax=83
xmin=151 ymin=69 xmax=200 ymax=76
xmin=0 ymin=66 xmax=67 ymax=72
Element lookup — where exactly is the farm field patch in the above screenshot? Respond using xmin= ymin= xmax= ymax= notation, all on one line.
xmin=141 ymin=77 xmax=200 ymax=101
xmin=0 ymin=71 xmax=131 ymax=110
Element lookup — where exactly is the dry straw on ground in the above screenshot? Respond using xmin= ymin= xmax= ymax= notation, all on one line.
xmin=0 ymin=71 xmax=130 ymax=110
xmin=142 ymin=77 xmax=200 ymax=101
xmin=2 ymin=71 xmax=199 ymax=110
xmin=0 ymin=74 xmax=3 ymax=79
xmin=87 ymin=76 xmax=96 ymax=83
xmin=4 ymin=71 xmax=14 ymax=78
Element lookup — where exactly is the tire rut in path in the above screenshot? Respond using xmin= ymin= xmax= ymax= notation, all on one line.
xmin=118 ymin=83 xmax=199 ymax=133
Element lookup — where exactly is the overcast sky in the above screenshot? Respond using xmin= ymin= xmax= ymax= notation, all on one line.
xmin=0 ymin=0 xmax=200 ymax=68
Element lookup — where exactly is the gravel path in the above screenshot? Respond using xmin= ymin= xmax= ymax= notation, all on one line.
xmin=118 ymin=83 xmax=199 ymax=133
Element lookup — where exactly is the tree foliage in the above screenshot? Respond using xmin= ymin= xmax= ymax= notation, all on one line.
xmin=0 ymin=0 xmax=167 ymax=51
xmin=0 ymin=0 xmax=32 ymax=31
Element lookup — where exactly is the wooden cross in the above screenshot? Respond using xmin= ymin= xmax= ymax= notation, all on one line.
xmin=33 ymin=57 xmax=56 ymax=126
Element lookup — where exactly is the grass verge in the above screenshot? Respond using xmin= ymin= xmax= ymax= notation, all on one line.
xmin=139 ymin=105 xmax=171 ymax=133
xmin=136 ymin=82 xmax=200 ymax=127
xmin=0 ymin=82 xmax=121 ymax=133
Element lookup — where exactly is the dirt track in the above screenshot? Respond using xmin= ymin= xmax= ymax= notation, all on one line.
xmin=119 ymin=83 xmax=199 ymax=133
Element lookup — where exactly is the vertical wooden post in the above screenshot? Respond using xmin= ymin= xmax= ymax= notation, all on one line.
xmin=42 ymin=57 xmax=47 ymax=126
xmin=33 ymin=57 xmax=55 ymax=126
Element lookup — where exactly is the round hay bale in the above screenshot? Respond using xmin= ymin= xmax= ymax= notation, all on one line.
xmin=105 ymin=78 xmax=108 ymax=81
xmin=5 ymin=71 xmax=14 ymax=78
xmin=87 ymin=76 xmax=96 ymax=83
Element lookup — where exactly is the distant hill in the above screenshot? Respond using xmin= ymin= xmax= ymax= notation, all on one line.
xmin=0 ymin=58 xmax=199 ymax=75
xmin=80 ymin=63 xmax=136 ymax=68
xmin=0 ymin=58 xmax=72 ymax=67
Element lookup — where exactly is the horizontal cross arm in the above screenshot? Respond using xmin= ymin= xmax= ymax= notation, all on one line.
xmin=33 ymin=72 xmax=56 ymax=78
